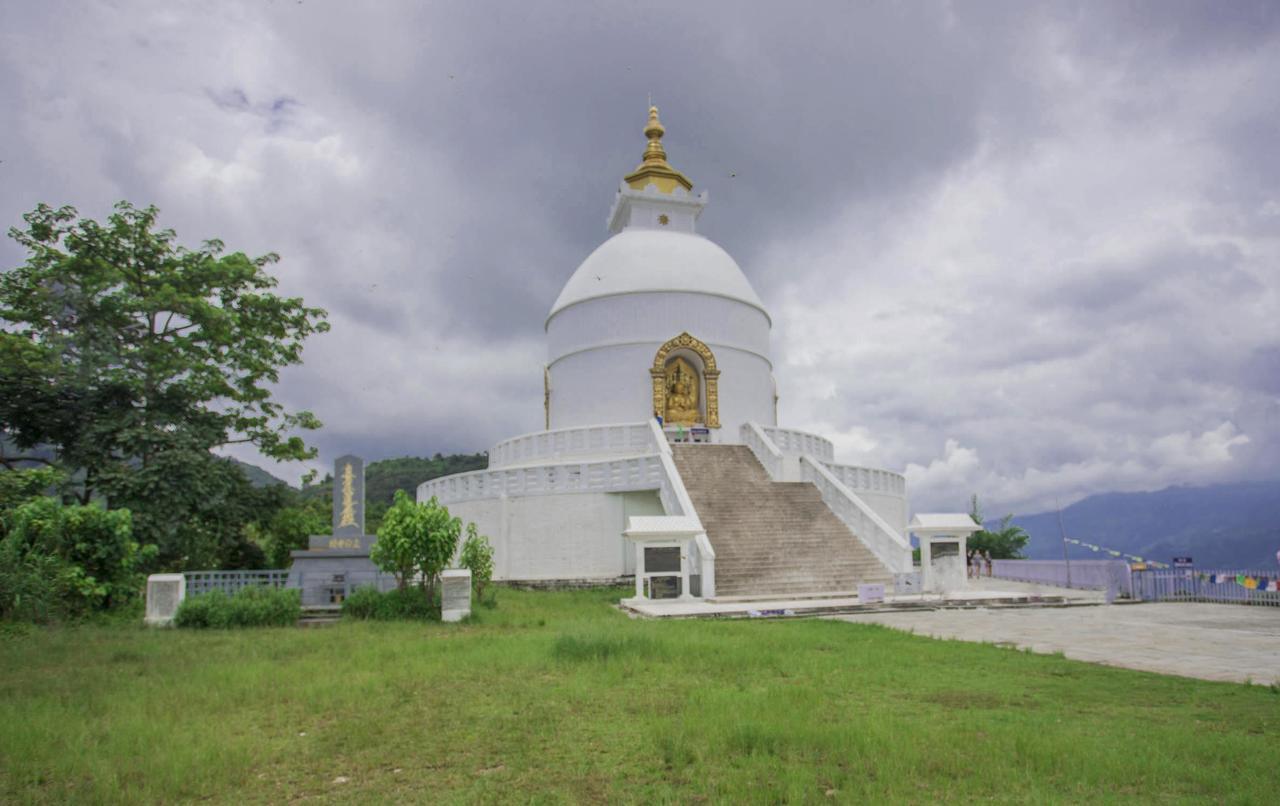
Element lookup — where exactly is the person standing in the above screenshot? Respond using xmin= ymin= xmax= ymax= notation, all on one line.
xmin=984 ymin=550 xmax=993 ymax=577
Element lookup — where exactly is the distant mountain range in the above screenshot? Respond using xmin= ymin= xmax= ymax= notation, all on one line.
xmin=1012 ymin=480 xmax=1280 ymax=570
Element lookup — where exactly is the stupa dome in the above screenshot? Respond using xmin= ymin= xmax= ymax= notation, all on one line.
xmin=542 ymin=106 xmax=776 ymax=434
xmin=546 ymin=228 xmax=769 ymax=326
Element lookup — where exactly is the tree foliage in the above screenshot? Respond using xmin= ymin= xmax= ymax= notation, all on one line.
xmin=968 ymin=494 xmax=1030 ymax=560
xmin=371 ymin=491 xmax=423 ymax=590
xmin=371 ymin=491 xmax=461 ymax=599
xmin=0 ymin=202 xmax=328 ymax=567
xmin=259 ymin=499 xmax=328 ymax=569
xmin=459 ymin=522 xmax=494 ymax=600
xmin=0 ymin=468 xmax=151 ymax=621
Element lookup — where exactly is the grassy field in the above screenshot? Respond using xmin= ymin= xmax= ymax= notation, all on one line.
xmin=1 ymin=588 xmax=1277 ymax=803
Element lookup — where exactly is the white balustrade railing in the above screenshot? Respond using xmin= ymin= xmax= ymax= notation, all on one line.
xmin=418 ymin=455 xmax=665 ymax=505
xmin=822 ymin=463 xmax=907 ymax=497
xmin=489 ymin=422 xmax=654 ymax=468
xmin=800 ymin=456 xmax=913 ymax=574
xmin=740 ymin=422 xmax=785 ymax=480
xmin=760 ymin=426 xmax=835 ymax=462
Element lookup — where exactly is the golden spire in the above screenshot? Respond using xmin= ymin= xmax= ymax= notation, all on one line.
xmin=623 ymin=105 xmax=693 ymax=193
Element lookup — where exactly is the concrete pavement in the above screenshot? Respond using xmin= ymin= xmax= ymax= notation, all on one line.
xmin=830 ymin=602 xmax=1280 ymax=686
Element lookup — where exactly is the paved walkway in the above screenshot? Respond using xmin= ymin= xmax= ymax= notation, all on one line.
xmin=623 ymin=578 xmax=1103 ymax=619
xmin=830 ymin=602 xmax=1280 ymax=686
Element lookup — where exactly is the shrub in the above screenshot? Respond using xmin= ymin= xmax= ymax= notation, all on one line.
xmin=174 ymin=590 xmax=230 ymax=629
xmin=381 ymin=587 xmax=435 ymax=620
xmin=1 ymin=495 xmax=150 ymax=621
xmin=340 ymin=585 xmax=384 ymax=620
xmin=340 ymin=585 xmax=435 ymax=621
xmin=459 ymin=522 xmax=494 ymax=600
xmin=174 ymin=586 xmax=300 ymax=628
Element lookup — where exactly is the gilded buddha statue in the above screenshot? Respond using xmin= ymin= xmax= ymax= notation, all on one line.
xmin=663 ymin=357 xmax=700 ymax=425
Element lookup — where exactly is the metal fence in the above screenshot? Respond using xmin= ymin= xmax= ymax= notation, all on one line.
xmin=183 ymin=569 xmax=401 ymax=608
xmin=992 ymin=559 xmax=1132 ymax=597
xmin=184 ymin=570 xmax=290 ymax=597
xmin=1131 ymin=569 xmax=1280 ymax=607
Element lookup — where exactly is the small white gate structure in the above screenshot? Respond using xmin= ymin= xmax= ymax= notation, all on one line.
xmin=909 ymin=514 xmax=980 ymax=594
xmin=622 ymin=515 xmax=714 ymax=602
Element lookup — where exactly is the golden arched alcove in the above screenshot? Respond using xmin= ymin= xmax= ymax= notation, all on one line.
xmin=650 ymin=332 xmax=720 ymax=428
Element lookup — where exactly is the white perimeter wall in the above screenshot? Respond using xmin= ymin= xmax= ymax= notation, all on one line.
xmin=449 ymin=490 xmax=664 ymax=581
xmin=546 ymin=291 xmax=775 ymax=436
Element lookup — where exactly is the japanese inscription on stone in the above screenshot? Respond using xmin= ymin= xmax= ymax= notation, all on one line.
xmin=331 ymin=454 xmax=365 ymax=536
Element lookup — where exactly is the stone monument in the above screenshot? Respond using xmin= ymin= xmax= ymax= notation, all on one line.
xmin=286 ymin=455 xmax=387 ymax=606
xmin=145 ymin=573 xmax=186 ymax=626
xmin=440 ymin=568 xmax=472 ymax=622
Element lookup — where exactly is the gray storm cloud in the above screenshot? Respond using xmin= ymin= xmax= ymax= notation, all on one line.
xmin=1 ymin=0 xmax=1277 ymax=514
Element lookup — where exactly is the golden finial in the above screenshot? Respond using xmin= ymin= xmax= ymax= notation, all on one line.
xmin=624 ymin=104 xmax=692 ymax=193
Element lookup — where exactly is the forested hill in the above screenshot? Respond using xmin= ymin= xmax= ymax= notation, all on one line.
xmin=229 ymin=458 xmax=290 ymax=488
xmin=1013 ymin=480 xmax=1280 ymax=569
xmin=299 ymin=453 xmax=489 ymax=506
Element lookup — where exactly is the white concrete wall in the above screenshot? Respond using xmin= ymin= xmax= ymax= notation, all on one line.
xmin=547 ymin=291 xmax=771 ymax=361
xmin=546 ymin=291 xmax=775 ymax=437
xmin=548 ymin=344 xmax=774 ymax=437
xmin=448 ymin=490 xmax=663 ymax=581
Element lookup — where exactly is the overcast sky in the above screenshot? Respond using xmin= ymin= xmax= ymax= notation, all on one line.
xmin=2 ymin=1 xmax=1278 ymax=516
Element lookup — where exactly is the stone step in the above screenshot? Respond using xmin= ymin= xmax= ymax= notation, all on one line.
xmin=673 ymin=443 xmax=892 ymax=598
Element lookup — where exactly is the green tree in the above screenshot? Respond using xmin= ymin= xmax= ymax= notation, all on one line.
xmin=371 ymin=491 xmax=461 ymax=601
xmin=371 ymin=490 xmax=424 ymax=591
xmin=968 ymin=494 xmax=1030 ymax=560
xmin=459 ymin=521 xmax=494 ymax=600
xmin=1 ymin=202 xmax=328 ymax=567
xmin=261 ymin=501 xmax=328 ymax=568
xmin=0 ymin=467 xmax=62 ymax=513
xmin=417 ymin=496 xmax=462 ymax=602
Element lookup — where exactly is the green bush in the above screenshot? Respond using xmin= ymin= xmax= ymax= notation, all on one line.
xmin=174 ymin=586 xmax=300 ymax=629
xmin=340 ymin=585 xmax=384 ymax=620
xmin=340 ymin=585 xmax=435 ymax=621
xmin=173 ymin=590 xmax=230 ymax=629
xmin=459 ymin=522 xmax=494 ymax=600
xmin=1 ymin=494 xmax=150 ymax=621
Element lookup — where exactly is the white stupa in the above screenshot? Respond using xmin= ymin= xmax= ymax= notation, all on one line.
xmin=421 ymin=107 xmax=914 ymax=599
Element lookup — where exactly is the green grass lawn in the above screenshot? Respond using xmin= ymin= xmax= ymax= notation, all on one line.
xmin=1 ymin=588 xmax=1277 ymax=803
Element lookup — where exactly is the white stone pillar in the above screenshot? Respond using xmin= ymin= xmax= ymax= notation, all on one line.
xmin=145 ymin=573 xmax=186 ymax=626
xmin=440 ymin=569 xmax=472 ymax=622
xmin=634 ymin=542 xmax=646 ymax=599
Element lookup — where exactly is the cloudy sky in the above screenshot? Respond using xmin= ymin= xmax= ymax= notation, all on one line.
xmin=2 ymin=1 xmax=1277 ymax=515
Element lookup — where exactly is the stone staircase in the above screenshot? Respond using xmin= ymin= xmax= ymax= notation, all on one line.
xmin=673 ymin=444 xmax=892 ymax=598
